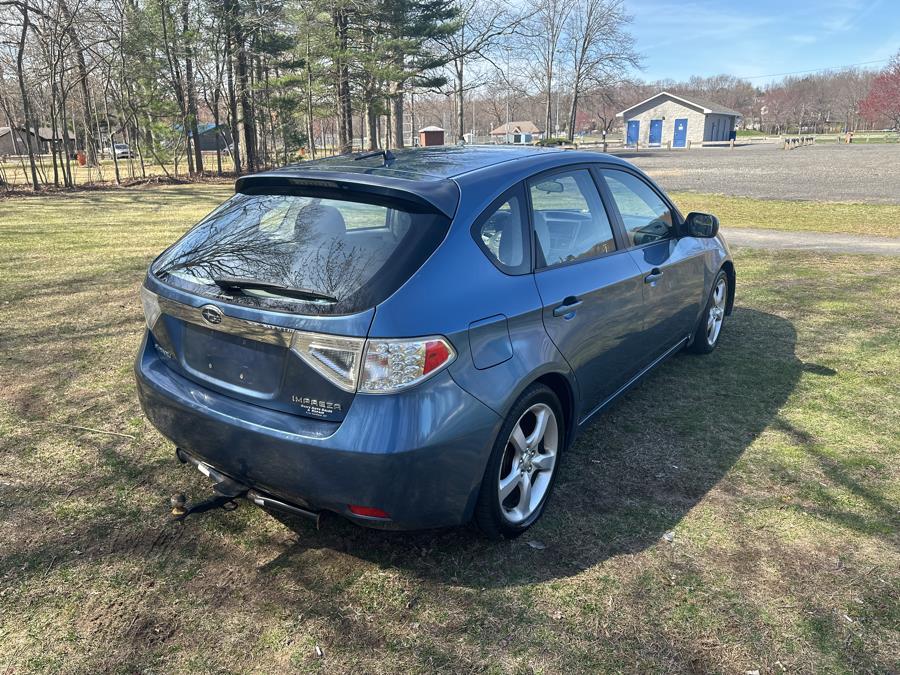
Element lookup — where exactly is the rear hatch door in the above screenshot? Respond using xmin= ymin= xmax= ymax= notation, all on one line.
xmin=143 ymin=181 xmax=452 ymax=422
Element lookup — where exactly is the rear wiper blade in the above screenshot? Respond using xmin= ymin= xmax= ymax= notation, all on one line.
xmin=211 ymin=277 xmax=338 ymax=303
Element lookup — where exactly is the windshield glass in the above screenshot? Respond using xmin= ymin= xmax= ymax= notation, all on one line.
xmin=153 ymin=190 xmax=450 ymax=315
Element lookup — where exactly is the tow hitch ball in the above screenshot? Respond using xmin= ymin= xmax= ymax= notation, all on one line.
xmin=170 ymin=447 xmax=323 ymax=527
xmin=170 ymin=491 xmax=240 ymax=521
xmin=170 ymin=447 xmax=246 ymax=521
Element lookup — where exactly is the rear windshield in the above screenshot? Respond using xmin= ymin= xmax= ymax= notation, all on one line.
xmin=153 ymin=190 xmax=450 ymax=315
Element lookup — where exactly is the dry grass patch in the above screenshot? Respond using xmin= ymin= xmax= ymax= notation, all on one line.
xmin=0 ymin=186 xmax=897 ymax=673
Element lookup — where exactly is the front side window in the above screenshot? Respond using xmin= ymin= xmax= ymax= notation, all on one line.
xmin=153 ymin=191 xmax=450 ymax=315
xmin=474 ymin=190 xmax=529 ymax=274
xmin=601 ymin=169 xmax=674 ymax=246
xmin=528 ymin=169 xmax=616 ymax=268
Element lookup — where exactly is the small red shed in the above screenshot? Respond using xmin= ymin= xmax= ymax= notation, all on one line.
xmin=418 ymin=126 xmax=445 ymax=147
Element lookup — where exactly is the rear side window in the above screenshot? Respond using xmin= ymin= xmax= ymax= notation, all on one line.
xmin=528 ymin=169 xmax=616 ymax=268
xmin=153 ymin=191 xmax=450 ymax=315
xmin=473 ymin=188 xmax=530 ymax=274
xmin=601 ymin=169 xmax=674 ymax=246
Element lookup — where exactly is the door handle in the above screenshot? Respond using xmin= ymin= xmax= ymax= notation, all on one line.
xmin=553 ymin=297 xmax=583 ymax=317
xmin=644 ymin=268 xmax=664 ymax=284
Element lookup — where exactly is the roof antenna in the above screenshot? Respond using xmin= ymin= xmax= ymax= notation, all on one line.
xmin=354 ymin=149 xmax=395 ymax=165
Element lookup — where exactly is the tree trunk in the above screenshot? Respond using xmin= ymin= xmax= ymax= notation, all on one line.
xmin=390 ymin=82 xmax=404 ymax=149
xmin=305 ymin=33 xmax=316 ymax=159
xmin=455 ymin=59 xmax=465 ymax=142
xmin=225 ymin=33 xmax=242 ymax=172
xmin=567 ymin=79 xmax=580 ymax=142
xmin=366 ymin=98 xmax=378 ymax=150
xmin=182 ymin=0 xmax=204 ymax=174
xmin=226 ymin=0 xmax=256 ymax=172
xmin=60 ymin=0 xmax=98 ymax=167
xmin=333 ymin=6 xmax=352 ymax=154
xmin=15 ymin=7 xmax=39 ymax=191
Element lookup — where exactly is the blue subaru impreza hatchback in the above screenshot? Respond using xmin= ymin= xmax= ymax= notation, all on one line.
xmin=135 ymin=146 xmax=734 ymax=538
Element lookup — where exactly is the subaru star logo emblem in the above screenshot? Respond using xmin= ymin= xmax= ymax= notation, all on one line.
xmin=200 ymin=305 xmax=223 ymax=325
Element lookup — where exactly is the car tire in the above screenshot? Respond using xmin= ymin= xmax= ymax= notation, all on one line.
xmin=474 ymin=383 xmax=565 ymax=540
xmin=688 ymin=269 xmax=728 ymax=354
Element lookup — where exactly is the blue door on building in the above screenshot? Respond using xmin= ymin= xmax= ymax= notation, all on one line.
xmin=648 ymin=119 xmax=662 ymax=146
xmin=673 ymin=118 xmax=688 ymax=147
xmin=626 ymin=120 xmax=640 ymax=146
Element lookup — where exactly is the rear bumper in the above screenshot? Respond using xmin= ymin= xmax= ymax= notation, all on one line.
xmin=135 ymin=333 xmax=502 ymax=529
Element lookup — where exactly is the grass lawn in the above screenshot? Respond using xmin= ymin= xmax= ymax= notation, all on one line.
xmin=671 ymin=192 xmax=900 ymax=238
xmin=0 ymin=185 xmax=898 ymax=673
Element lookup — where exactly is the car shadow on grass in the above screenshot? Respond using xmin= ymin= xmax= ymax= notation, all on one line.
xmin=260 ymin=306 xmax=804 ymax=587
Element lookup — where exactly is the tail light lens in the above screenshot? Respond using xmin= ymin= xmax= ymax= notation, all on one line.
xmin=290 ymin=332 xmax=366 ymax=392
xmin=359 ymin=337 xmax=455 ymax=393
xmin=348 ymin=505 xmax=390 ymax=519
xmin=140 ymin=285 xmax=162 ymax=330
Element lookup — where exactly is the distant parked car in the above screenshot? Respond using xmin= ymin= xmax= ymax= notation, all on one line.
xmin=135 ymin=146 xmax=735 ymax=538
xmin=111 ymin=143 xmax=134 ymax=159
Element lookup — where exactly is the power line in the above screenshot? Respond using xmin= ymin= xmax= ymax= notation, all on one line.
xmin=742 ymin=58 xmax=890 ymax=80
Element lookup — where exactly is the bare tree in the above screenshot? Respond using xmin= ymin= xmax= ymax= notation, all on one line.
xmin=564 ymin=0 xmax=637 ymax=141
xmin=436 ymin=0 xmax=524 ymax=142
xmin=522 ymin=0 xmax=575 ymax=137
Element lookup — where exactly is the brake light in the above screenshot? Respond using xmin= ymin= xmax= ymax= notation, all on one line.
xmin=359 ymin=336 xmax=455 ymax=393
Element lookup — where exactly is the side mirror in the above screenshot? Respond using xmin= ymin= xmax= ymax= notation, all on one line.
xmin=683 ymin=212 xmax=719 ymax=238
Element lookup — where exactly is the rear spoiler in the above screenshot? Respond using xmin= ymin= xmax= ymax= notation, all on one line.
xmin=235 ymin=170 xmax=460 ymax=218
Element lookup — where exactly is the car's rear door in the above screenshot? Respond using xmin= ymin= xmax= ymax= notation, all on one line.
xmin=598 ymin=167 xmax=707 ymax=360
xmin=528 ymin=166 xmax=646 ymax=419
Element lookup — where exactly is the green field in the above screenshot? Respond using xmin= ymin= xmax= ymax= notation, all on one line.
xmin=0 ymin=185 xmax=898 ymax=672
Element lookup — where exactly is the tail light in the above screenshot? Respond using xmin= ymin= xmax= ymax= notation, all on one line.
xmin=290 ymin=332 xmax=365 ymax=392
xmin=140 ymin=285 xmax=162 ymax=330
xmin=359 ymin=337 xmax=455 ymax=393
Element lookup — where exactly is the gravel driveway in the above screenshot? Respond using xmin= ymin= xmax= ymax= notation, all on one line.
xmin=612 ymin=143 xmax=900 ymax=204
xmin=722 ymin=227 xmax=900 ymax=256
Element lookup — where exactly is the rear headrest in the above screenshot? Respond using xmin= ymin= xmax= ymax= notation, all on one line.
xmin=532 ymin=212 xmax=551 ymax=266
xmin=296 ymin=203 xmax=346 ymax=238
xmin=496 ymin=212 xmax=523 ymax=266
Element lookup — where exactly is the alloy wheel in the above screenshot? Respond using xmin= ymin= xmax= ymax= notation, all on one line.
xmin=497 ymin=403 xmax=559 ymax=524
xmin=707 ymin=277 xmax=727 ymax=346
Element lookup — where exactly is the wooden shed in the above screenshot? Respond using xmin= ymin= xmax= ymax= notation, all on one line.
xmin=418 ymin=126 xmax=445 ymax=147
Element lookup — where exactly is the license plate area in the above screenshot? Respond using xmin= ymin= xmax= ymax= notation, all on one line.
xmin=182 ymin=323 xmax=285 ymax=395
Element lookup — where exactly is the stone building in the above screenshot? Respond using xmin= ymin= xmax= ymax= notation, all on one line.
xmin=617 ymin=92 xmax=741 ymax=148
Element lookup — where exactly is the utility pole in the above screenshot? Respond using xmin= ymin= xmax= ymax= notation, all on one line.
xmin=505 ymin=46 xmax=511 ymax=144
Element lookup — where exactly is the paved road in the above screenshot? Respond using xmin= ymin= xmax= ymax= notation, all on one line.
xmin=612 ymin=143 xmax=900 ymax=204
xmin=722 ymin=227 xmax=900 ymax=256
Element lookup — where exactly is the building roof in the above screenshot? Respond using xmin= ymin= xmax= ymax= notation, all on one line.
xmin=489 ymin=120 xmax=542 ymax=135
xmin=617 ymin=91 xmax=742 ymax=118
xmin=0 ymin=126 xmax=73 ymax=141
xmin=34 ymin=127 xmax=74 ymax=141
xmin=418 ymin=125 xmax=444 ymax=132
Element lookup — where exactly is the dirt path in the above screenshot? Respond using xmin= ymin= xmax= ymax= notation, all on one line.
xmin=722 ymin=227 xmax=900 ymax=256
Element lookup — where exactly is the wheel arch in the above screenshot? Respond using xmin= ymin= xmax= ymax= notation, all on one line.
xmin=532 ymin=371 xmax=577 ymax=449
xmin=721 ymin=260 xmax=736 ymax=315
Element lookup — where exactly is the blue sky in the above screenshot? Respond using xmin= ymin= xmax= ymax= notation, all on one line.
xmin=629 ymin=0 xmax=900 ymax=83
